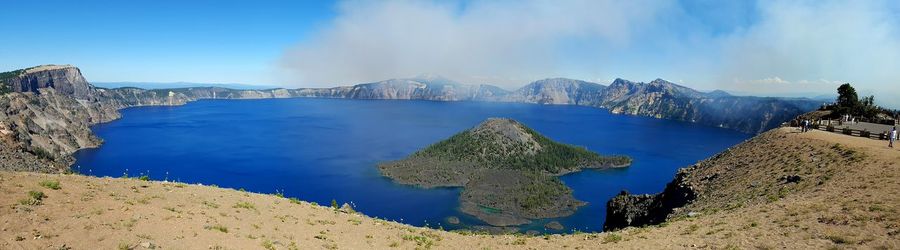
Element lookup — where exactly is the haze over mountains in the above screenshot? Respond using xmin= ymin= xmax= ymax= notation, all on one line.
xmin=289 ymin=75 xmax=820 ymax=134
xmin=1 ymin=65 xmax=820 ymax=138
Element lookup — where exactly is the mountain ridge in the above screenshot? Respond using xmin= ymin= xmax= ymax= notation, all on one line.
xmin=0 ymin=65 xmax=818 ymax=172
xmin=1 ymin=65 xmax=820 ymax=134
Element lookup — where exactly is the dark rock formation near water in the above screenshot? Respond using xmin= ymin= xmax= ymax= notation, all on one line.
xmin=378 ymin=118 xmax=631 ymax=226
xmin=603 ymin=168 xmax=697 ymax=230
xmin=604 ymin=126 xmax=864 ymax=231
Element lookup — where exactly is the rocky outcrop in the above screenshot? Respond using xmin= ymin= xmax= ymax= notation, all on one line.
xmin=0 ymin=89 xmax=121 ymax=172
xmin=604 ymin=127 xmax=866 ymax=231
xmin=1 ymin=65 xmax=93 ymax=100
xmin=603 ymin=168 xmax=696 ymax=230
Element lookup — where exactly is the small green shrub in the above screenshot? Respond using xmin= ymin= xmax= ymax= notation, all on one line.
xmin=202 ymin=201 xmax=220 ymax=208
xmin=512 ymin=238 xmax=527 ymax=245
xmin=602 ymin=233 xmax=622 ymax=244
xmin=28 ymin=190 xmax=45 ymax=200
xmin=39 ymin=180 xmax=61 ymax=190
xmin=205 ymin=224 xmax=228 ymax=233
xmin=261 ymin=239 xmax=275 ymax=250
xmin=31 ymin=147 xmax=54 ymax=160
xmin=233 ymin=201 xmax=255 ymax=210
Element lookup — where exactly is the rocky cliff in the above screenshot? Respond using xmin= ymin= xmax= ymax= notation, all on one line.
xmin=603 ymin=169 xmax=696 ymax=230
xmin=315 ymin=76 xmax=509 ymax=101
xmin=295 ymin=77 xmax=818 ymax=134
xmin=500 ymin=78 xmax=606 ymax=105
xmin=593 ymin=79 xmax=820 ymax=133
xmin=0 ymin=89 xmax=121 ymax=172
xmin=0 ymin=65 xmax=93 ymax=99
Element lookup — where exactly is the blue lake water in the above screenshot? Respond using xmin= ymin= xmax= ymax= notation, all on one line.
xmin=73 ymin=98 xmax=749 ymax=233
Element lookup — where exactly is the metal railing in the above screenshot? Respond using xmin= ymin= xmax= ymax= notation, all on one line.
xmin=786 ymin=120 xmax=895 ymax=140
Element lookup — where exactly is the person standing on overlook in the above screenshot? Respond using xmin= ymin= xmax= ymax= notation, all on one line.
xmin=890 ymin=127 xmax=896 ymax=148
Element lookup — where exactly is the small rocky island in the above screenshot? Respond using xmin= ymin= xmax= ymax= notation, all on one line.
xmin=379 ymin=118 xmax=631 ymax=226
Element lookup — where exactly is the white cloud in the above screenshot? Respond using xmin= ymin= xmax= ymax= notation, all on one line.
xmin=717 ymin=1 xmax=900 ymax=107
xmin=279 ymin=0 xmax=672 ymax=87
xmin=278 ymin=0 xmax=900 ymax=108
xmin=744 ymin=77 xmax=790 ymax=85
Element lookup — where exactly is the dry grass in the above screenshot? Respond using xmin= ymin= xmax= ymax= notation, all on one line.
xmin=0 ymin=128 xmax=897 ymax=249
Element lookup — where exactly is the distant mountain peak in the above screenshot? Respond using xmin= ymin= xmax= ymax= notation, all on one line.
xmin=611 ymin=78 xmax=636 ymax=85
xmin=650 ymin=78 xmax=672 ymax=84
xmin=526 ymin=77 xmax=601 ymax=87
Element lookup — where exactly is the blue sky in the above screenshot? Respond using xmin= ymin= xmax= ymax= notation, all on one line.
xmin=2 ymin=0 xmax=899 ymax=107
xmin=0 ymin=1 xmax=335 ymax=84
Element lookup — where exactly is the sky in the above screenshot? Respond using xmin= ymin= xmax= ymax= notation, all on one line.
xmin=1 ymin=0 xmax=899 ymax=107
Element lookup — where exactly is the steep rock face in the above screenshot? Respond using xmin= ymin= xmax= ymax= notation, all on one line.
xmin=598 ymin=78 xmax=707 ymax=119
xmin=604 ymin=169 xmax=696 ymax=230
xmin=0 ymin=89 xmax=121 ymax=172
xmin=2 ymin=65 xmax=93 ymax=99
xmin=502 ymin=78 xmax=606 ymax=105
xmin=596 ymin=79 xmax=818 ymax=133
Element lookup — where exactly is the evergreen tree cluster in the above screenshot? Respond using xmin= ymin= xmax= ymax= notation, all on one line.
xmin=832 ymin=83 xmax=889 ymax=119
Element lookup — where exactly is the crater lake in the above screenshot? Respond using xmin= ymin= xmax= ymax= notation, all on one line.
xmin=73 ymin=98 xmax=749 ymax=233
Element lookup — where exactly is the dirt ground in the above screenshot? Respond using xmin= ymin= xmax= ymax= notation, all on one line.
xmin=0 ymin=128 xmax=898 ymax=249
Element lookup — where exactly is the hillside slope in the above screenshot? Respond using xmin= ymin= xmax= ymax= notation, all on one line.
xmin=1 ymin=128 xmax=898 ymax=249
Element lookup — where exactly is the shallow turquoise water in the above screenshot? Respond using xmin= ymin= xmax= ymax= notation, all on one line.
xmin=73 ymin=98 xmax=749 ymax=233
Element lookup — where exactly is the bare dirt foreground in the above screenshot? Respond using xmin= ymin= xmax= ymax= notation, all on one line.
xmin=1 ymin=128 xmax=899 ymax=249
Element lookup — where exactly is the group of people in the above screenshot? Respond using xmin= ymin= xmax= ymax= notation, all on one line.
xmin=799 ymin=117 xmax=897 ymax=149
xmin=799 ymin=119 xmax=812 ymax=132
xmin=843 ymin=114 xmax=859 ymax=124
